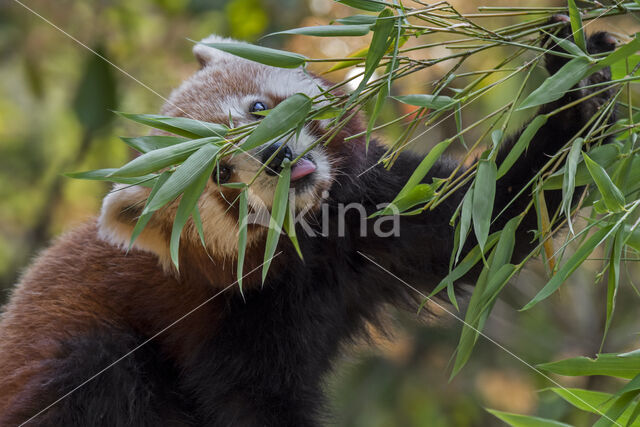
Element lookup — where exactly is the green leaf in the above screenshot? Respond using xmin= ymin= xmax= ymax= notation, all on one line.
xmin=350 ymin=8 xmax=395 ymax=101
xmin=517 ymin=57 xmax=592 ymax=110
xmin=472 ymin=160 xmax=497 ymax=252
xmin=111 ymin=137 xmax=223 ymax=178
xmin=521 ymin=225 xmax=615 ymax=311
xmin=543 ymin=143 xmax=621 ymax=190
xmin=200 ymin=42 xmax=307 ymax=68
xmin=169 ymin=156 xmax=217 ymax=269
xmin=143 ymin=143 xmax=220 ymax=214
xmin=367 ymin=66 xmax=390 ymax=150
xmin=373 ymin=183 xmax=437 ymax=216
xmin=451 ymin=219 xmax=516 ymax=378
xmin=568 ymin=0 xmax=587 ymax=52
xmin=549 ymin=387 xmax=613 ymax=413
xmin=544 ymin=30 xmax=590 ymax=58
xmin=397 ymin=139 xmax=453 ymax=199
xmin=487 ymin=409 xmax=572 ymax=427
xmin=262 ymin=160 xmax=292 ymax=282
xmin=497 ymin=115 xmax=548 ymax=178
xmin=129 ymin=171 xmax=171 ymax=249
xmin=456 ymin=187 xmax=474 ymax=264
xmin=336 ymin=15 xmax=378 ymax=25
xmin=611 ymin=54 xmax=640 ymax=80
xmin=268 ymin=24 xmax=371 ymax=37
xmin=65 ymin=169 xmax=158 ymax=187
xmin=336 ymin=0 xmax=386 ymax=12
xmin=428 ymin=232 xmax=501 ymax=299
xmin=392 ymin=94 xmax=457 ymax=111
xmin=489 ymin=217 xmax=518 ymax=275
xmin=603 ymin=228 xmax=625 ymax=346
xmin=283 ymin=198 xmax=303 ymax=259
xmin=593 ymin=391 xmax=639 ymax=427
xmin=116 ymin=112 xmax=228 ymax=138
xmin=595 ymin=34 xmax=640 ymax=69
xmin=241 ymin=94 xmax=312 ymax=151
xmin=192 ymin=206 xmax=206 ymax=249
xmin=121 ymin=135 xmax=188 ymax=153
xmin=538 ymin=353 xmax=640 ymax=379
xmin=237 ymin=189 xmax=249 ymax=293
xmin=583 ymin=152 xmax=626 ymax=212
xmin=562 ymin=137 xmax=584 ymax=232
xmin=311 ymin=107 xmax=343 ymax=120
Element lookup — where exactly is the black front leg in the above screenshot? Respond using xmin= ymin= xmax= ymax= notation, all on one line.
xmin=180 ymin=277 xmax=347 ymax=427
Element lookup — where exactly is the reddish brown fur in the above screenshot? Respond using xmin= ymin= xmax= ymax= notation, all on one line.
xmin=0 ymin=219 xmax=270 ymax=415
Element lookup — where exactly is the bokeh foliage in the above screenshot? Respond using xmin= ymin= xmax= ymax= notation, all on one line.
xmin=2 ymin=1 xmax=640 ymax=426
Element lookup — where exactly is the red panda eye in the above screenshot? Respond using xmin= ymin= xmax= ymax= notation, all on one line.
xmin=249 ymin=101 xmax=268 ymax=118
xmin=213 ymin=164 xmax=232 ymax=184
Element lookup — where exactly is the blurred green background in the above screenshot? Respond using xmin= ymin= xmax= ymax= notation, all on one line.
xmin=1 ymin=1 xmax=640 ymax=425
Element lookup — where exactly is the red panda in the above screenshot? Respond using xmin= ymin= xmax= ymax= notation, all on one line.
xmin=0 ymin=21 xmax=616 ymax=426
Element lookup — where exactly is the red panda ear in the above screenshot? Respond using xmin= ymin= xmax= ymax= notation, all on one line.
xmin=98 ymin=184 xmax=172 ymax=268
xmin=193 ymin=34 xmax=242 ymax=69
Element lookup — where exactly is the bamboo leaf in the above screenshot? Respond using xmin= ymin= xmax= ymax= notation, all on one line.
xmin=593 ymin=391 xmax=639 ymax=427
xmin=242 ymin=94 xmax=311 ymax=151
xmin=283 ymin=198 xmax=303 ymax=259
xmin=538 ymin=353 xmax=640 ymax=379
xmin=350 ymin=8 xmax=395 ymax=101
xmin=549 ymin=387 xmax=613 ymax=413
xmin=595 ymin=34 xmax=640 ymax=69
xmin=111 ymin=137 xmax=223 ymax=178
xmin=611 ymin=54 xmax=640 ymax=80
xmin=544 ymin=30 xmax=590 ymax=58
xmin=497 ymin=115 xmax=548 ymax=178
xmin=583 ymin=152 xmax=626 ymax=212
xmin=393 ymin=94 xmax=457 ymax=111
xmin=562 ymin=137 xmax=584 ymax=232
xmin=603 ymin=228 xmax=624 ymax=347
xmin=367 ymin=65 xmax=390 ymax=150
xmin=521 ymin=225 xmax=615 ymax=311
xmin=200 ymin=42 xmax=307 ymax=68
xmin=237 ymin=189 xmax=249 ymax=293
xmin=192 ymin=206 xmax=206 ymax=249
xmin=397 ymin=139 xmax=453 ymax=199
xmin=472 ymin=160 xmax=497 ymax=252
xmin=336 ymin=0 xmax=386 ymax=12
xmin=487 ymin=409 xmax=572 ymax=427
xmin=568 ymin=0 xmax=587 ymax=52
xmin=129 ymin=171 xmax=171 ymax=249
xmin=428 ymin=231 xmax=501 ymax=299
xmin=143 ymin=143 xmax=220 ymax=214
xmin=543 ymin=143 xmax=621 ymax=190
xmin=116 ymin=112 xmax=228 ymax=138
xmin=169 ymin=157 xmax=217 ymax=269
xmin=268 ymin=24 xmax=372 ymax=37
xmin=120 ymin=135 xmax=188 ymax=153
xmin=517 ymin=57 xmax=592 ymax=110
xmin=373 ymin=183 xmax=437 ymax=217
xmin=262 ymin=160 xmax=292 ymax=282
xmin=336 ymin=15 xmax=378 ymax=25
xmin=456 ymin=187 xmax=474 ymax=264
xmin=65 ymin=169 xmax=158 ymax=187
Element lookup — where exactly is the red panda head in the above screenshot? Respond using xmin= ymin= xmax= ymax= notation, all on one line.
xmin=97 ymin=35 xmax=364 ymax=277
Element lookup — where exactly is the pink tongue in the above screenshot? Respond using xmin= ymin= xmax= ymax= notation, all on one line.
xmin=290 ymin=158 xmax=317 ymax=181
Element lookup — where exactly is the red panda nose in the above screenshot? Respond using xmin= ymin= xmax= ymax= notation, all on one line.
xmin=263 ymin=143 xmax=293 ymax=176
